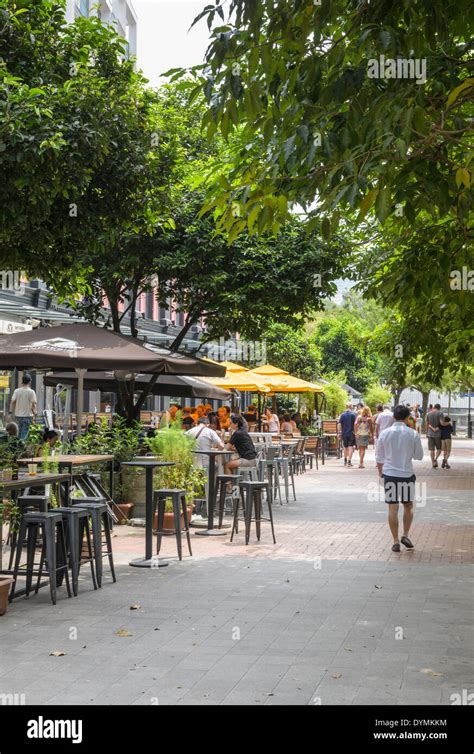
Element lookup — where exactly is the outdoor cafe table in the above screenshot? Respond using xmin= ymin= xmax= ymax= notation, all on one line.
xmin=193 ymin=450 xmax=233 ymax=537
xmin=120 ymin=460 xmax=175 ymax=568
xmin=19 ymin=455 xmax=115 ymax=497
xmin=0 ymin=472 xmax=71 ymax=579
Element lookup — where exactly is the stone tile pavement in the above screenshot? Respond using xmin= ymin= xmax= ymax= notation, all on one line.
xmin=0 ymin=438 xmax=472 ymax=705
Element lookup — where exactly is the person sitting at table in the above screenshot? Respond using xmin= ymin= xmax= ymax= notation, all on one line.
xmin=224 ymin=415 xmax=257 ymax=476
xmin=37 ymin=429 xmax=60 ymax=455
xmin=207 ymin=412 xmax=222 ymax=436
xmin=182 ymin=415 xmax=195 ymax=430
xmin=186 ymin=416 xmax=224 ymax=468
xmin=0 ymin=422 xmax=24 ymax=458
xmin=204 ymin=403 xmax=213 ymax=416
xmin=217 ymin=405 xmax=231 ymax=430
xmin=243 ymin=404 xmax=257 ymax=423
xmin=264 ymin=407 xmax=280 ymax=433
xmin=280 ymin=413 xmax=293 ymax=433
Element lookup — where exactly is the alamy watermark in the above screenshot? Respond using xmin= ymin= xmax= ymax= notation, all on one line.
xmin=206 ymin=337 xmax=267 ymax=366
xmin=367 ymin=55 xmax=427 ymax=85
xmin=0 ymin=270 xmax=25 ymax=296
xmin=449 ymin=267 xmax=474 ymax=291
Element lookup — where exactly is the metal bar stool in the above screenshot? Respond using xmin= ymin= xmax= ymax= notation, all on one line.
xmin=231 ymin=480 xmax=276 ymax=545
xmin=8 ymin=495 xmax=50 ymax=570
xmin=10 ymin=511 xmax=72 ymax=605
xmin=53 ymin=507 xmax=97 ymax=596
xmin=154 ymin=489 xmax=192 ymax=560
xmin=214 ymin=474 xmax=241 ymax=528
xmin=70 ymin=498 xmax=116 ymax=587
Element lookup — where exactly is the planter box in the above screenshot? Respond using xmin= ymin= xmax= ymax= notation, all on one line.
xmin=115 ymin=503 xmax=135 ymax=523
xmin=0 ymin=576 xmax=14 ymax=616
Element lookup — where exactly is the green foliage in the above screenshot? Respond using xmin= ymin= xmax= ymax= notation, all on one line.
xmin=262 ymin=323 xmax=321 ymax=381
xmin=363 ymin=383 xmax=393 ymax=412
xmin=145 ymin=425 xmax=206 ymax=506
xmin=178 ymin=0 xmax=472 ymax=243
xmin=321 ymin=375 xmax=349 ymax=418
xmin=312 ymin=316 xmax=378 ymax=393
xmin=73 ymin=417 xmax=142 ymax=462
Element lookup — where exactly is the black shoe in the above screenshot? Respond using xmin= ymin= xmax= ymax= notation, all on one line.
xmin=445 ymin=463 xmax=451 ymax=469
xmin=432 ymin=461 xmax=438 ymax=468
xmin=441 ymin=459 xmax=446 ymax=468
xmin=392 ymin=543 xmax=401 ymax=553
xmin=401 ymin=536 xmax=414 ymax=549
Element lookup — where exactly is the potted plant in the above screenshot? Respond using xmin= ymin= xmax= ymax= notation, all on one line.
xmin=73 ymin=416 xmax=142 ymax=520
xmin=145 ymin=425 xmax=206 ymax=532
xmin=0 ymin=575 xmax=14 ymax=616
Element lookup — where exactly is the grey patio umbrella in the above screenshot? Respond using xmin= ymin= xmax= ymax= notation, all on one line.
xmin=0 ymin=322 xmax=225 ymax=433
xmin=43 ymin=370 xmax=231 ymax=401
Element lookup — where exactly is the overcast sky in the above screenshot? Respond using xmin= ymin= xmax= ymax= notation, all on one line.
xmin=133 ymin=0 xmax=211 ymax=87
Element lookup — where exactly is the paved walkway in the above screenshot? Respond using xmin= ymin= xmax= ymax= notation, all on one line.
xmin=1 ymin=439 xmax=472 ymax=705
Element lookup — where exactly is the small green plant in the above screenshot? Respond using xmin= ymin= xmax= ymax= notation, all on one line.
xmin=24 ymin=423 xmax=44 ymax=457
xmin=145 ymin=424 xmax=206 ymax=507
xmin=72 ymin=416 xmax=143 ymax=502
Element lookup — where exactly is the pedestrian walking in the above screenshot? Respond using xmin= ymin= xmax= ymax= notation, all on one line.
xmin=426 ymin=403 xmax=444 ymax=468
xmin=338 ymin=402 xmax=357 ymax=467
xmin=9 ymin=373 xmax=37 ymax=441
xmin=376 ymin=405 xmax=424 ymax=552
xmin=440 ymin=416 xmax=454 ymax=469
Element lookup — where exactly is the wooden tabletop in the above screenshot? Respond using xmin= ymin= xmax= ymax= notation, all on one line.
xmin=0 ymin=472 xmax=71 ymax=491
xmin=19 ymin=454 xmax=114 ymax=465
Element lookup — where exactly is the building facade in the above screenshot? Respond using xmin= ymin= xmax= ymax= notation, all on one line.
xmin=65 ymin=0 xmax=137 ymax=58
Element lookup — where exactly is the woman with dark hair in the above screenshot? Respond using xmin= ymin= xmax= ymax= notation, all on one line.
xmin=224 ymin=415 xmax=257 ymax=475
xmin=208 ymin=412 xmax=222 ymax=435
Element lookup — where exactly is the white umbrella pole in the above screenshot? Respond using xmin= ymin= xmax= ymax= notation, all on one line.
xmin=62 ymin=386 xmax=72 ymax=450
xmin=75 ymin=368 xmax=86 ymax=437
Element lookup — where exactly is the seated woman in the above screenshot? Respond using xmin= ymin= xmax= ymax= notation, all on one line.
xmin=224 ymin=415 xmax=257 ymax=475
xmin=37 ymin=429 xmax=60 ymax=456
xmin=280 ymin=413 xmax=293 ymax=433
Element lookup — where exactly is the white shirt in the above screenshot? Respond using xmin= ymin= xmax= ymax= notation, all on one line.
xmin=267 ymin=414 xmax=279 ymax=432
xmin=12 ymin=386 xmax=36 ymax=417
xmin=376 ymin=421 xmax=423 ymax=477
xmin=186 ymin=425 xmax=223 ymax=466
xmin=375 ymin=409 xmax=394 ymax=434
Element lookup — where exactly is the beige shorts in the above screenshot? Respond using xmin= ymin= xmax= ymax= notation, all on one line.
xmin=237 ymin=458 xmax=257 ymax=467
xmin=441 ymin=439 xmax=452 ymax=453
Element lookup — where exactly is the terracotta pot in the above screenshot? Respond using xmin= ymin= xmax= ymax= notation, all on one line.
xmin=153 ymin=506 xmax=194 ymax=534
xmin=115 ymin=503 xmax=135 ymax=523
xmin=0 ymin=576 xmax=14 ymax=616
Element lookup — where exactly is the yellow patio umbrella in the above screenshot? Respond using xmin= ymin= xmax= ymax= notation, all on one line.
xmin=247 ymin=364 xmax=324 ymax=393
xmin=200 ymin=370 xmax=271 ymax=393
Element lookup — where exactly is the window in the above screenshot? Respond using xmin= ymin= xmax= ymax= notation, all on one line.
xmin=79 ymin=0 xmax=89 ymax=17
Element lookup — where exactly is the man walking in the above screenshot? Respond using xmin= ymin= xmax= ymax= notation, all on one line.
xmin=338 ymin=402 xmax=357 ymax=467
xmin=9 ymin=373 xmax=37 ymax=441
xmin=374 ymin=404 xmax=394 ymax=443
xmin=376 ymin=405 xmax=423 ymax=552
xmin=426 ymin=403 xmax=444 ymax=468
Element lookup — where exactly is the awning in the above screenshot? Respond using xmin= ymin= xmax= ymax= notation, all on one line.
xmin=247 ymin=364 xmax=324 ymax=393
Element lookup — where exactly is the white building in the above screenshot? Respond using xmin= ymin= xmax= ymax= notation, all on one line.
xmin=65 ymin=0 xmax=137 ymax=58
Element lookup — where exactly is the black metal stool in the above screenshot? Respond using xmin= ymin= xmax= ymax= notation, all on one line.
xmin=214 ymin=474 xmax=241 ymax=528
xmin=8 ymin=495 xmax=50 ymax=570
xmin=231 ymin=480 xmax=276 ymax=545
xmin=154 ymin=489 xmax=192 ymax=560
xmin=10 ymin=511 xmax=72 ymax=604
xmin=70 ymin=499 xmax=116 ymax=587
xmin=54 ymin=507 xmax=97 ymax=596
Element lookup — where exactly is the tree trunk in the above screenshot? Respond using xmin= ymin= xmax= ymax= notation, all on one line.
xmin=421 ymin=390 xmax=430 ymax=432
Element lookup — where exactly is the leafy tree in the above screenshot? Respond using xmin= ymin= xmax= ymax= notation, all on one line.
xmin=178 ymin=0 xmax=472 ymax=241
xmin=364 ymin=383 xmax=393 ymax=411
xmin=320 ymin=374 xmax=349 ymax=417
xmin=262 ymin=322 xmax=321 ymax=381
xmin=0 ymin=0 xmax=165 ymax=277
xmin=312 ymin=315 xmax=379 ymax=392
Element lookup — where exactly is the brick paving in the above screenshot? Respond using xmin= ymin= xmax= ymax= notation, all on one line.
xmin=0 ymin=438 xmax=472 ymax=705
